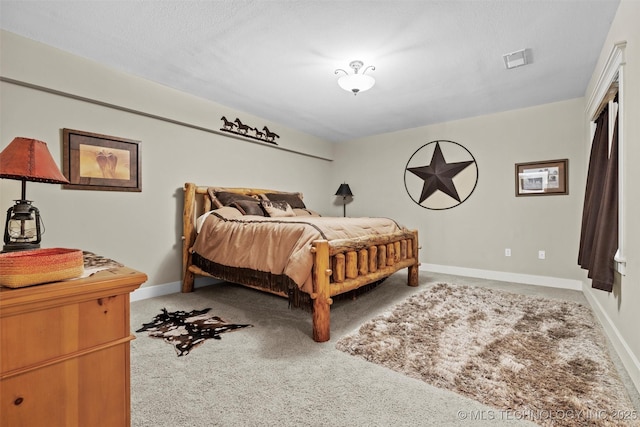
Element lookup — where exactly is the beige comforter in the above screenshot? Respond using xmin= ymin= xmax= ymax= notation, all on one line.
xmin=192 ymin=213 xmax=403 ymax=294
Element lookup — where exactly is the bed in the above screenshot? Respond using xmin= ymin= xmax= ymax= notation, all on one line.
xmin=182 ymin=182 xmax=419 ymax=342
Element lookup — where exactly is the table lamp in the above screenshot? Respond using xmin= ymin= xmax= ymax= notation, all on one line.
xmin=335 ymin=183 xmax=353 ymax=217
xmin=0 ymin=137 xmax=69 ymax=252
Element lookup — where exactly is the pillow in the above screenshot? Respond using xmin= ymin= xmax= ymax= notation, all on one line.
xmin=261 ymin=192 xmax=306 ymax=209
xmin=231 ymin=200 xmax=265 ymax=216
xmin=293 ymin=208 xmax=321 ymax=217
xmin=196 ymin=206 xmax=243 ymax=232
xmin=213 ymin=206 xmax=244 ymax=219
xmin=208 ymin=188 xmax=258 ymax=209
xmin=261 ymin=200 xmax=295 ymax=217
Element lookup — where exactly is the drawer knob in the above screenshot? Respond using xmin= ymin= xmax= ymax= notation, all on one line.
xmin=14 ymin=397 xmax=24 ymax=406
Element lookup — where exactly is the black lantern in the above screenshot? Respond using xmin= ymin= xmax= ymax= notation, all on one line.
xmin=4 ymin=198 xmax=43 ymax=252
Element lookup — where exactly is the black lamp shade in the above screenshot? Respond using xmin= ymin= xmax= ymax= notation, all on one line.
xmin=335 ymin=183 xmax=353 ymax=197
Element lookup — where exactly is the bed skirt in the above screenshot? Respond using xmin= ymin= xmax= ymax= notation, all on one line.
xmin=192 ymin=252 xmax=312 ymax=309
xmin=192 ymin=252 xmax=385 ymax=311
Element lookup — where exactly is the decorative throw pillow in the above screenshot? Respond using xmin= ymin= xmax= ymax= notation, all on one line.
xmin=261 ymin=200 xmax=295 ymax=217
xmin=293 ymin=208 xmax=321 ymax=217
xmin=213 ymin=206 xmax=244 ymax=219
xmin=261 ymin=192 xmax=306 ymax=209
xmin=208 ymin=188 xmax=258 ymax=209
xmin=231 ymin=200 xmax=265 ymax=216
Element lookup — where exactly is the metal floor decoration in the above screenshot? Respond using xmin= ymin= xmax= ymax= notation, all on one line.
xmin=136 ymin=308 xmax=253 ymax=356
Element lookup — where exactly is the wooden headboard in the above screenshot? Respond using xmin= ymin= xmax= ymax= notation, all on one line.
xmin=181 ymin=183 xmax=302 ymax=288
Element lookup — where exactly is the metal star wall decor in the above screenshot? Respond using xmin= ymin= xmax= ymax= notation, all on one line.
xmin=404 ymin=140 xmax=479 ymax=210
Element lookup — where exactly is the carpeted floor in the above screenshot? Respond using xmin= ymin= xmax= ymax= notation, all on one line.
xmin=130 ymin=272 xmax=640 ymax=426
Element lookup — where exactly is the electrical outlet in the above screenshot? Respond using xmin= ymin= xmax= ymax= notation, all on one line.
xmin=505 ymin=248 xmax=511 ymax=257
xmin=538 ymin=250 xmax=546 ymax=260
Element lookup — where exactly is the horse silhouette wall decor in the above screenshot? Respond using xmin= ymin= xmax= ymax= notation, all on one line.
xmin=219 ymin=116 xmax=280 ymax=145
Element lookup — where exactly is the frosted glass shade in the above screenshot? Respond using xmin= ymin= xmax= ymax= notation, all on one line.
xmin=337 ymin=74 xmax=375 ymax=94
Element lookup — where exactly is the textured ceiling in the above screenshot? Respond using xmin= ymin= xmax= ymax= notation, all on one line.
xmin=0 ymin=0 xmax=620 ymax=143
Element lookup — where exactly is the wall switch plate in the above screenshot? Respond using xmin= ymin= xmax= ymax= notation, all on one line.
xmin=505 ymin=248 xmax=511 ymax=257
xmin=538 ymin=250 xmax=546 ymax=260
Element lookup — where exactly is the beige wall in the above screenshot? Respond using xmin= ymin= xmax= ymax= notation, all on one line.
xmin=0 ymin=31 xmax=335 ymax=289
xmin=582 ymin=0 xmax=640 ymax=391
xmin=334 ymin=98 xmax=587 ymax=284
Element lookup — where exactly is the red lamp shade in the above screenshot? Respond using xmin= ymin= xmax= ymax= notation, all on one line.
xmin=0 ymin=137 xmax=69 ymax=184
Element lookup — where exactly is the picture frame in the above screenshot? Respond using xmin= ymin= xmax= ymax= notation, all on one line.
xmin=62 ymin=128 xmax=141 ymax=192
xmin=515 ymin=159 xmax=568 ymax=197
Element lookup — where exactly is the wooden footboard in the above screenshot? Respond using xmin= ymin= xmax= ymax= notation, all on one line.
xmin=181 ymin=182 xmax=420 ymax=342
xmin=311 ymin=230 xmax=419 ymax=342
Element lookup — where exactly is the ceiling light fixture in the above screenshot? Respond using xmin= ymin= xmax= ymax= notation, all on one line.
xmin=335 ymin=60 xmax=375 ymax=95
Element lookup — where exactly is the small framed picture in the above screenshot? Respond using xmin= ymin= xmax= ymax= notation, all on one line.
xmin=515 ymin=159 xmax=568 ymax=196
xmin=62 ymin=129 xmax=141 ymax=192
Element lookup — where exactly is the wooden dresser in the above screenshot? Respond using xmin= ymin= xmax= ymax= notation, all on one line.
xmin=0 ymin=266 xmax=146 ymax=427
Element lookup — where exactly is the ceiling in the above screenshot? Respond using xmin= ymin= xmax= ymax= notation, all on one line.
xmin=0 ymin=0 xmax=620 ymax=143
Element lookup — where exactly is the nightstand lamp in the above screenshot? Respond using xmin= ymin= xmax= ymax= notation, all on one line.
xmin=335 ymin=183 xmax=353 ymax=217
xmin=0 ymin=137 xmax=69 ymax=252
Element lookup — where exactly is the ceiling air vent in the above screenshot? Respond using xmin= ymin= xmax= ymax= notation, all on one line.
xmin=503 ymin=49 xmax=529 ymax=69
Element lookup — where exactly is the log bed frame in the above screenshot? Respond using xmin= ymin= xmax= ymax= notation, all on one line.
xmin=181 ymin=182 xmax=420 ymax=342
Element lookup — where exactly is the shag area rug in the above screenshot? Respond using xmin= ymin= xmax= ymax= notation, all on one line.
xmin=136 ymin=308 xmax=252 ymax=356
xmin=336 ymin=283 xmax=639 ymax=426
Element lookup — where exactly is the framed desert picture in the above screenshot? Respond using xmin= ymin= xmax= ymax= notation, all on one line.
xmin=515 ymin=159 xmax=568 ymax=197
xmin=62 ymin=129 xmax=141 ymax=192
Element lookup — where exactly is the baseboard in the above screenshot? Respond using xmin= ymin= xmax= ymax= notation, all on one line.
xmin=130 ymin=277 xmax=219 ymax=302
xmin=582 ymin=285 xmax=640 ymax=395
xmin=130 ymin=281 xmax=177 ymax=302
xmin=134 ymin=265 xmax=581 ymax=302
xmin=422 ymin=263 xmax=583 ymax=290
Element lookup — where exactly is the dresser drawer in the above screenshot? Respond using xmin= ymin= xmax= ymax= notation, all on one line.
xmin=1 ymin=343 xmax=128 ymax=427
xmin=1 ymin=294 xmax=127 ymax=373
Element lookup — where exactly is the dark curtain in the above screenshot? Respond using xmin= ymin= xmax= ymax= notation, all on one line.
xmin=578 ymin=105 xmax=619 ymax=292
xmin=578 ymin=108 xmax=609 ymax=268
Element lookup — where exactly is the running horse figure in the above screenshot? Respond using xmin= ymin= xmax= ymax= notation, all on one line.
xmin=262 ymin=126 xmax=280 ymax=143
xmin=252 ymin=127 xmax=266 ymax=140
xmin=220 ymin=116 xmax=236 ymax=131
xmin=234 ymin=118 xmax=251 ymax=135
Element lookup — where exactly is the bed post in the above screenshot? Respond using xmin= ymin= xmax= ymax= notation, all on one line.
xmin=408 ymin=230 xmax=419 ymax=287
xmin=311 ymin=239 xmax=332 ymax=342
xmin=182 ymin=182 xmax=197 ymax=292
